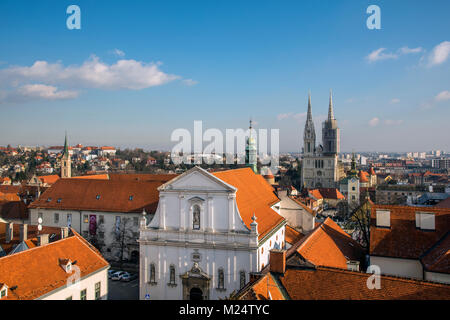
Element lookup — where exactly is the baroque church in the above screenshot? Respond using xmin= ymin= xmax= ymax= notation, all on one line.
xmin=301 ymin=91 xmax=344 ymax=189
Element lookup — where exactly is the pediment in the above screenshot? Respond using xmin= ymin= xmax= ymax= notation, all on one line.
xmin=158 ymin=166 xmax=236 ymax=192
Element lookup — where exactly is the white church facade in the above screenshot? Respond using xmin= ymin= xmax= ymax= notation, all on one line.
xmin=138 ymin=166 xmax=286 ymax=300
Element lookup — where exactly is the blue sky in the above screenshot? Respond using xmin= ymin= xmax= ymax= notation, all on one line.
xmin=0 ymin=0 xmax=449 ymax=152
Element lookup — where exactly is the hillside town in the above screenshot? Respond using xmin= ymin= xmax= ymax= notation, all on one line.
xmin=1 ymin=92 xmax=449 ymax=301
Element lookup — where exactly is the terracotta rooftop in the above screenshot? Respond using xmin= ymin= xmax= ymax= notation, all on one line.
xmin=38 ymin=175 xmax=60 ymax=185
xmin=109 ymin=173 xmax=177 ymax=183
xmin=285 ymin=225 xmax=305 ymax=245
xmin=0 ymin=233 xmax=109 ymax=300
xmin=277 ymin=266 xmax=450 ymax=300
xmin=29 ymin=178 xmax=166 ymax=214
xmin=71 ymin=174 xmax=109 ymax=180
xmin=294 ymin=217 xmax=365 ymax=269
xmin=370 ymin=205 xmax=450 ymax=263
xmin=0 ymin=201 xmax=29 ymax=221
xmin=212 ymin=168 xmax=284 ymax=241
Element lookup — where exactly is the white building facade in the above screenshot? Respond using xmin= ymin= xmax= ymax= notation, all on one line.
xmin=139 ymin=167 xmax=286 ymax=300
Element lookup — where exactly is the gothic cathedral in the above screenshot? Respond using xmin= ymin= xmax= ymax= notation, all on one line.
xmin=301 ymin=91 xmax=342 ymax=188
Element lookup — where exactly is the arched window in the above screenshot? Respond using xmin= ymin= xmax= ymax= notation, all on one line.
xmin=150 ymin=263 xmax=156 ymax=284
xmin=218 ymin=268 xmax=224 ymax=289
xmin=240 ymin=271 xmax=246 ymax=289
xmin=169 ymin=265 xmax=176 ymax=285
xmin=193 ymin=205 xmax=200 ymax=230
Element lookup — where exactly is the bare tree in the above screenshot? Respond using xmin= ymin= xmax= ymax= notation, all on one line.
xmin=109 ymin=217 xmax=136 ymax=262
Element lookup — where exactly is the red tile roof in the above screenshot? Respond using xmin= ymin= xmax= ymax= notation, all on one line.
xmin=295 ymin=218 xmax=365 ymax=269
xmin=0 ymin=233 xmax=109 ymax=300
xmin=109 ymin=173 xmax=177 ymax=183
xmin=0 ymin=201 xmax=28 ymax=221
xmin=285 ymin=225 xmax=305 ymax=245
xmin=212 ymin=168 xmax=284 ymax=241
xmin=317 ymin=188 xmax=345 ymax=200
xmin=308 ymin=189 xmax=323 ymax=200
xmin=0 ymin=192 xmax=20 ymax=201
xmin=38 ymin=175 xmax=60 ymax=185
xmin=239 ymin=273 xmax=286 ymax=300
xmin=71 ymin=174 xmax=109 ymax=180
xmin=370 ymin=205 xmax=450 ymax=261
xmin=277 ymin=266 xmax=450 ymax=300
xmin=29 ymin=178 xmax=165 ymax=214
xmin=421 ymin=232 xmax=450 ymax=274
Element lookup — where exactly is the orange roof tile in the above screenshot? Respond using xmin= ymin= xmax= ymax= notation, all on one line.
xmin=370 ymin=205 xmax=450 ymax=260
xmin=29 ymin=178 xmax=165 ymax=214
xmin=0 ymin=192 xmax=20 ymax=201
xmin=38 ymin=175 xmax=60 ymax=185
xmin=239 ymin=273 xmax=286 ymax=300
xmin=285 ymin=225 xmax=305 ymax=245
xmin=308 ymin=189 xmax=323 ymax=200
xmin=212 ymin=168 xmax=284 ymax=241
xmin=295 ymin=218 xmax=365 ymax=269
xmin=0 ymin=234 xmax=108 ymax=300
xmin=278 ymin=266 xmax=450 ymax=300
xmin=71 ymin=174 xmax=109 ymax=180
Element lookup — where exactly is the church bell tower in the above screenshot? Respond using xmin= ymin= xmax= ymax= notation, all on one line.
xmin=61 ymin=133 xmax=71 ymax=178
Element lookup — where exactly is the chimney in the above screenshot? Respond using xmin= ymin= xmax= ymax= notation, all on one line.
xmin=5 ymin=223 xmax=13 ymax=243
xmin=37 ymin=234 xmax=49 ymax=246
xmin=61 ymin=227 xmax=69 ymax=239
xmin=346 ymin=260 xmax=360 ymax=272
xmin=20 ymin=224 xmax=28 ymax=242
xmin=269 ymin=249 xmax=286 ymax=274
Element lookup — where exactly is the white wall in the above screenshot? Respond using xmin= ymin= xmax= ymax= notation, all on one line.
xmin=424 ymin=271 xmax=450 ymax=284
xmin=369 ymin=256 xmax=423 ymax=280
xmin=39 ymin=268 xmax=108 ymax=300
xmin=29 ymin=208 xmax=141 ymax=260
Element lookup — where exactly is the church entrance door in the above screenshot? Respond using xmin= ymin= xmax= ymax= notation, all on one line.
xmin=189 ymin=288 xmax=203 ymax=300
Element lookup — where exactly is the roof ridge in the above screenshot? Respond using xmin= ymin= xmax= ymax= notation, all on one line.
xmin=316 ymin=265 xmax=450 ymax=287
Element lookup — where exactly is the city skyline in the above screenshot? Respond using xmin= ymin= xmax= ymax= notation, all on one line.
xmin=0 ymin=0 xmax=449 ymax=152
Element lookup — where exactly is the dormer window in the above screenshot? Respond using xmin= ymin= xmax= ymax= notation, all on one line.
xmin=129 ymin=196 xmax=133 ymax=201
xmin=0 ymin=284 xmax=8 ymax=299
xmin=416 ymin=212 xmax=436 ymax=231
xmin=59 ymin=259 xmax=72 ymax=273
xmin=96 ymin=195 xmax=101 ymax=200
xmin=376 ymin=210 xmax=390 ymax=228
xmin=57 ymin=198 xmax=62 ymax=203
xmin=47 ymin=197 xmax=52 ymax=202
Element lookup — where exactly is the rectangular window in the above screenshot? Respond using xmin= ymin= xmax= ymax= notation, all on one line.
xmin=95 ymin=282 xmax=101 ymax=300
xmin=80 ymin=289 xmax=87 ymax=300
xmin=133 ymin=217 xmax=139 ymax=226
xmin=54 ymin=213 xmax=59 ymax=224
xmin=83 ymin=215 xmax=89 ymax=223
xmin=1 ymin=289 xmax=6 ymax=298
xmin=67 ymin=213 xmax=72 ymax=227
xmin=99 ymin=215 xmax=104 ymax=224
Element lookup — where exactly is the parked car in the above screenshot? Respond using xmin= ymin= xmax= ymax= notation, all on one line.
xmin=111 ymin=271 xmax=126 ymax=281
xmin=121 ymin=273 xmax=138 ymax=282
xmin=108 ymin=270 xmax=117 ymax=279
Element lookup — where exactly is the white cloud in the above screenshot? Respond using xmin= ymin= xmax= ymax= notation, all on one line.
xmin=368 ymin=117 xmax=379 ymax=127
xmin=366 ymin=48 xmax=398 ymax=63
xmin=182 ymin=79 xmax=198 ymax=86
xmin=111 ymin=49 xmax=125 ymax=57
xmin=428 ymin=41 xmax=450 ymax=66
xmin=390 ymin=98 xmax=400 ymax=104
xmin=0 ymin=55 xmax=180 ymax=91
xmin=435 ymin=90 xmax=450 ymax=101
xmin=384 ymin=119 xmax=403 ymax=125
xmin=399 ymin=46 xmax=423 ymax=54
xmin=277 ymin=113 xmax=292 ymax=121
xmin=0 ymin=84 xmax=78 ymax=103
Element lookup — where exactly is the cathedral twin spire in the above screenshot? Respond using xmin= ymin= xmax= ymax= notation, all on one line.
xmin=303 ymin=90 xmax=338 ymax=155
